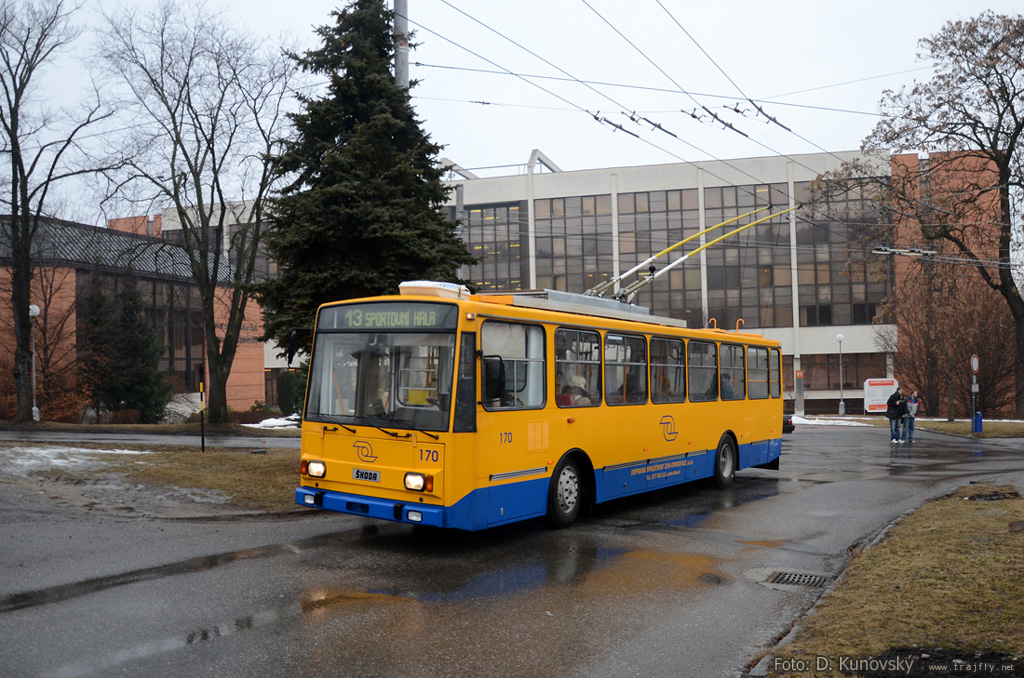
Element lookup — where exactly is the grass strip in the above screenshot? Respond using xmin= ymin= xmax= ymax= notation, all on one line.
xmin=87 ymin=447 xmax=302 ymax=512
xmin=762 ymin=482 xmax=1024 ymax=676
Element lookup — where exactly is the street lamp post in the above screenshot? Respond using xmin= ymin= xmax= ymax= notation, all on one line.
xmin=28 ymin=304 xmax=40 ymax=422
xmin=836 ymin=333 xmax=845 ymax=416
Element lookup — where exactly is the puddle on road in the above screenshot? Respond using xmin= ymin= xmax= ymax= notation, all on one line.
xmin=602 ymin=476 xmax=781 ymax=529
xmin=30 ymin=528 xmax=727 ymax=678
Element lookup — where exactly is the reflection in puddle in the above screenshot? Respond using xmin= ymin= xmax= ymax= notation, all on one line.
xmin=40 ymin=536 xmax=725 ymax=678
xmin=370 ymin=542 xmax=622 ymax=603
xmin=609 ymin=477 xmax=781 ymax=529
xmin=665 ymin=512 xmax=710 ymax=528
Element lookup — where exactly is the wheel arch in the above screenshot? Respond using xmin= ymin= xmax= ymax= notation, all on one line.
xmin=713 ymin=431 xmax=739 ymax=489
xmin=556 ymin=448 xmax=596 ymax=508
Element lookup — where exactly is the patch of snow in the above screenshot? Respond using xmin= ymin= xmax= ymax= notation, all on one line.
xmin=0 ymin=445 xmax=151 ymax=477
xmin=793 ymin=416 xmax=873 ymax=427
xmin=242 ymin=414 xmax=300 ymax=429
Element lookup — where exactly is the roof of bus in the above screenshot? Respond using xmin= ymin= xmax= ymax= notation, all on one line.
xmin=317 ymin=284 xmax=778 ymax=345
xmin=470 ymin=292 xmax=773 ymax=342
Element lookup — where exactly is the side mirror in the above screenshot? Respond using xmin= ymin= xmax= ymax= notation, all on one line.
xmin=482 ymin=356 xmax=505 ymax=400
xmin=286 ymin=328 xmax=299 ymax=368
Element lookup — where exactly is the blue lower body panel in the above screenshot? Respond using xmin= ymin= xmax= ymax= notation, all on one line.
xmin=296 ymin=487 xmax=447 ymax=528
xmin=296 ymin=437 xmax=781 ymax=531
xmin=739 ymin=438 xmax=782 ymax=468
xmin=296 ymin=476 xmax=552 ymax=532
xmin=595 ymin=451 xmax=711 ymax=503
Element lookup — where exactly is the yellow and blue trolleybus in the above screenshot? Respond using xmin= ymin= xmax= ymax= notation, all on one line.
xmin=296 ymin=281 xmax=784 ymax=531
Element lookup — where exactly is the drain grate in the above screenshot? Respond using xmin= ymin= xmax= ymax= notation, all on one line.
xmin=767 ymin=571 xmax=831 ymax=588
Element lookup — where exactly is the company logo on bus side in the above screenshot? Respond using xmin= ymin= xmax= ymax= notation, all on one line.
xmin=354 ymin=441 xmax=377 ymax=463
xmin=660 ymin=415 xmax=679 ymax=442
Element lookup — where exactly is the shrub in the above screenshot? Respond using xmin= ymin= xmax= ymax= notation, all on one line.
xmin=276 ymin=370 xmax=306 ymax=417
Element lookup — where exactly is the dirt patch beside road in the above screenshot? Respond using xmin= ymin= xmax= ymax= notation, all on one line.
xmin=0 ymin=442 xmax=303 ymax=518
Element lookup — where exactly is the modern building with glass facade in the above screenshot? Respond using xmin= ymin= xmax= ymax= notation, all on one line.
xmin=445 ymin=150 xmax=896 ymax=415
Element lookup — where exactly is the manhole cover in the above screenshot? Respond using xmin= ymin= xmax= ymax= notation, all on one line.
xmin=766 ymin=571 xmax=831 ymax=588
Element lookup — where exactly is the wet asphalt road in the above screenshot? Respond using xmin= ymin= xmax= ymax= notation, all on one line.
xmin=1 ymin=425 xmax=1022 ymax=678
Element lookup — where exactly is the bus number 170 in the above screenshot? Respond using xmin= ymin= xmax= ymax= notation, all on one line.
xmin=499 ymin=432 xmax=513 ymax=444
xmin=419 ymin=448 xmax=439 ymax=462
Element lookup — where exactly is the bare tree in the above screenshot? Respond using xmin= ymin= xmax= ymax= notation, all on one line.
xmin=862 ymin=11 xmax=1024 ymax=412
xmin=95 ymin=0 xmax=297 ymax=423
xmin=0 ymin=0 xmax=113 ymax=421
xmin=880 ymin=253 xmax=1017 ymax=419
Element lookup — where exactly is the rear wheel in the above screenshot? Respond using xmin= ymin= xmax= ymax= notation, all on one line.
xmin=546 ymin=456 xmax=581 ymax=529
xmin=713 ymin=436 xmax=736 ymax=489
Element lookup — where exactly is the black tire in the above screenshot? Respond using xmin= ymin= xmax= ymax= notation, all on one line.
xmin=546 ymin=455 xmax=582 ymax=529
xmin=713 ymin=435 xmax=736 ymax=489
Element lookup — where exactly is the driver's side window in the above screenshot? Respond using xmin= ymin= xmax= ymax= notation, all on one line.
xmin=480 ymin=321 xmax=546 ymax=410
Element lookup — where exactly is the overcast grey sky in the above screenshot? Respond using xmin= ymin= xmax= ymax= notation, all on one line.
xmin=43 ymin=0 xmax=1023 ymax=196
xmin=227 ymin=1 xmax=1022 ymax=176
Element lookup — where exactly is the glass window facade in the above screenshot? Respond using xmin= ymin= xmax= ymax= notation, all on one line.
xmin=450 ymin=180 xmax=889 ymax=333
xmin=79 ymin=272 xmax=205 ymax=393
xmin=454 ymin=203 xmax=525 ymax=292
xmin=532 ymin=194 xmax=614 ymax=298
xmin=444 ymin=154 xmax=895 ymax=411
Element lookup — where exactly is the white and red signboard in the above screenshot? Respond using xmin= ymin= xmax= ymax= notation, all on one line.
xmin=864 ymin=378 xmax=898 ymax=413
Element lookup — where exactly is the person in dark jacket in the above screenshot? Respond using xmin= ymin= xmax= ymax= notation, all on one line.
xmin=886 ymin=387 xmax=907 ymax=443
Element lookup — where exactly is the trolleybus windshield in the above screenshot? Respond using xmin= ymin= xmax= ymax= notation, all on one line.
xmin=305 ymin=302 xmax=459 ymax=432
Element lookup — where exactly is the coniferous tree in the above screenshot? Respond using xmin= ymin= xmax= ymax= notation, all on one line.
xmin=78 ymin=278 xmax=173 ymax=424
xmin=78 ymin=287 xmax=117 ymax=420
xmin=256 ymin=0 xmax=474 ymax=352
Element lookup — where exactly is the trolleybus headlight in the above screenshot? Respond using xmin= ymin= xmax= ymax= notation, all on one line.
xmin=305 ymin=460 xmax=327 ymax=478
xmin=404 ymin=473 xmax=433 ymax=492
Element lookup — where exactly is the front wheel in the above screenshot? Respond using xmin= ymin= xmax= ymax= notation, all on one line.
xmin=546 ymin=456 xmax=582 ymax=529
xmin=713 ymin=436 xmax=736 ymax=489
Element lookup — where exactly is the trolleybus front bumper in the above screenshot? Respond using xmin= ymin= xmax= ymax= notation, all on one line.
xmin=296 ymin=487 xmax=445 ymax=528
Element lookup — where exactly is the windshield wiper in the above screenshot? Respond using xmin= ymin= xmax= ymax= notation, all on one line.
xmin=376 ymin=426 xmax=411 ymax=439
xmin=415 ymin=429 xmax=440 ymax=440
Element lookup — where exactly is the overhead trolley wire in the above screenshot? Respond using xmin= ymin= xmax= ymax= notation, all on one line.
xmin=653 ymin=0 xmax=849 ymax=166
xmin=405 ymin=6 xmax=786 ymax=198
xmin=429 ymin=3 xmax=998 ymax=294
xmin=427 ymin=1 xmax=855 ymax=280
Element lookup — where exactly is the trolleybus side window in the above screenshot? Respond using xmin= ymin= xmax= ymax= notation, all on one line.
xmin=720 ymin=344 xmax=746 ymax=401
xmin=554 ymin=328 xmax=601 ymax=408
xmin=604 ymin=333 xmax=648 ymax=405
xmin=747 ymin=346 xmax=770 ymax=399
xmin=688 ymin=341 xmax=718 ymax=402
xmin=770 ymin=348 xmax=782 ymax=398
xmin=651 ymin=337 xmax=686 ymax=404
xmin=480 ymin=321 xmax=545 ymax=410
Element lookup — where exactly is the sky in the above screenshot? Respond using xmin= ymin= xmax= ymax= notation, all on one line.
xmin=36 ymin=0 xmax=1023 ymax=210
xmin=222 ymin=0 xmax=1024 ymax=177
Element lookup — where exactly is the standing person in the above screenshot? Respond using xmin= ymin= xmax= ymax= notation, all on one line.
xmin=903 ymin=391 xmax=921 ymax=443
xmin=886 ymin=387 xmax=907 ymax=443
